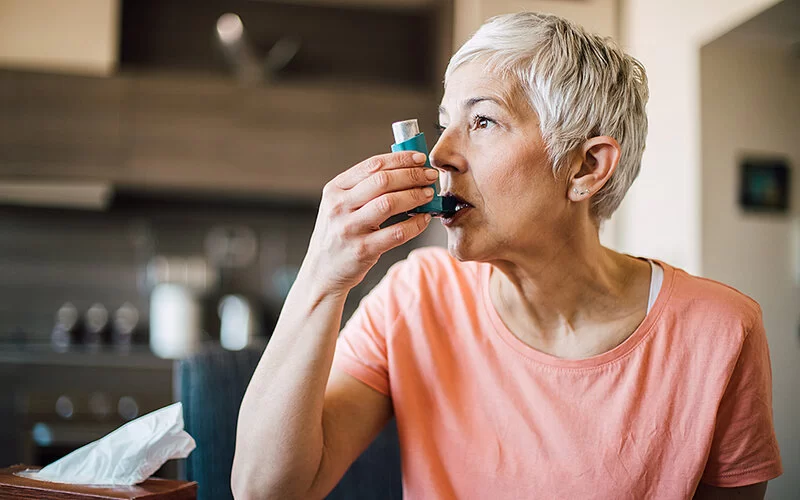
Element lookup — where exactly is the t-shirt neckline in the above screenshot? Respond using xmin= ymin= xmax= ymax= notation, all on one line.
xmin=480 ymin=258 xmax=674 ymax=369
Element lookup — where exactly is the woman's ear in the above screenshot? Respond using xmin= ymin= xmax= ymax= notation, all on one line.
xmin=567 ymin=136 xmax=621 ymax=202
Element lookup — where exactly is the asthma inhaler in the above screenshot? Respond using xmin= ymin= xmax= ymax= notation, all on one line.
xmin=391 ymin=119 xmax=456 ymax=217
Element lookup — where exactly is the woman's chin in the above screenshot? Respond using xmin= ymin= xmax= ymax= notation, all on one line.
xmin=446 ymin=235 xmax=481 ymax=262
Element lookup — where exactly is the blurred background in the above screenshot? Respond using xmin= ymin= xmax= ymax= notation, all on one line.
xmin=0 ymin=0 xmax=797 ymax=497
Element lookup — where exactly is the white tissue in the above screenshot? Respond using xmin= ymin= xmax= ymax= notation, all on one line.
xmin=25 ymin=402 xmax=196 ymax=486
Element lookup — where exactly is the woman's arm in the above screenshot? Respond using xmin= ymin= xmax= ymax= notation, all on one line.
xmin=231 ymin=151 xmax=436 ymax=500
xmin=231 ymin=273 xmax=392 ymax=499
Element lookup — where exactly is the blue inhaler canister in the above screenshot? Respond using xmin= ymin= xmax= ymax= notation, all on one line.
xmin=391 ymin=119 xmax=456 ymax=217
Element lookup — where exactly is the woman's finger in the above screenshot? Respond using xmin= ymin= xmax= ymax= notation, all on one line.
xmin=330 ymin=151 xmax=427 ymax=191
xmin=361 ymin=213 xmax=431 ymax=255
xmin=348 ymin=187 xmax=434 ymax=231
xmin=346 ymin=167 xmax=438 ymax=209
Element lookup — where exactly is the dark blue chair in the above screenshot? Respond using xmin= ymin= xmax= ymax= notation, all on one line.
xmin=177 ymin=344 xmax=402 ymax=500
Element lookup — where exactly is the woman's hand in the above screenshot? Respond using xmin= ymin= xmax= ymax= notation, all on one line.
xmin=302 ymin=151 xmax=438 ymax=296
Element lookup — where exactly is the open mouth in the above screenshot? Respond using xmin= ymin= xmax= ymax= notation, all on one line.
xmin=440 ymin=192 xmax=473 ymax=223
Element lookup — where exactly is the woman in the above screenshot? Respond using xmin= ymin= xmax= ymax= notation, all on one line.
xmin=232 ymin=12 xmax=782 ymax=500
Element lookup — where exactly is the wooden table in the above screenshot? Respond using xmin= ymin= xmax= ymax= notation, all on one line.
xmin=0 ymin=465 xmax=197 ymax=499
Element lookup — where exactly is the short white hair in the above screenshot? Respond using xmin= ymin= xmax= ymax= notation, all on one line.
xmin=445 ymin=12 xmax=649 ymax=221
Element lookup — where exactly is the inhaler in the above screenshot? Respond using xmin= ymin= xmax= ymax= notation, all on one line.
xmin=391 ymin=119 xmax=456 ymax=217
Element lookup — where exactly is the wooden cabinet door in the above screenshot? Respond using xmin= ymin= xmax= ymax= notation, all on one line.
xmin=0 ymin=71 xmax=126 ymax=180
xmin=230 ymin=83 xmax=438 ymax=200
xmin=121 ymin=75 xmax=237 ymax=192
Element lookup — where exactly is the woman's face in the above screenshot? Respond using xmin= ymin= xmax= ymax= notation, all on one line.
xmin=431 ymin=62 xmax=572 ymax=262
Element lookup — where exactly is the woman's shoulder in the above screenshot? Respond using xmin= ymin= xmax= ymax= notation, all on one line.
xmin=659 ymin=260 xmax=763 ymax=330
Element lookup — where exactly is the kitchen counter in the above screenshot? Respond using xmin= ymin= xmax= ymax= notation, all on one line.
xmin=0 ymin=343 xmax=173 ymax=370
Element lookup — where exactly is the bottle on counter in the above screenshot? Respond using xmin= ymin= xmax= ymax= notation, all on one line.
xmin=84 ymin=303 xmax=110 ymax=350
xmin=147 ymin=255 xmax=215 ymax=359
xmin=51 ymin=302 xmax=79 ymax=352
xmin=112 ymin=302 xmax=140 ymax=350
xmin=149 ymin=283 xmax=201 ymax=359
xmin=218 ymin=294 xmax=259 ymax=351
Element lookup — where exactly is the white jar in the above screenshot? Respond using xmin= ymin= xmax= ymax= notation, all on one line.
xmin=218 ymin=294 xmax=257 ymax=351
xmin=149 ymin=283 xmax=201 ymax=359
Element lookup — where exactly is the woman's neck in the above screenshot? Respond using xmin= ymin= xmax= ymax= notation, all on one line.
xmin=487 ymin=226 xmax=651 ymax=357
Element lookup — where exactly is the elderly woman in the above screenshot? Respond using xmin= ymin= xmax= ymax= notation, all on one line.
xmin=231 ymin=12 xmax=782 ymax=500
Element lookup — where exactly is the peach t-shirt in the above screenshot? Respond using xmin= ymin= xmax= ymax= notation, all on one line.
xmin=333 ymin=247 xmax=782 ymax=499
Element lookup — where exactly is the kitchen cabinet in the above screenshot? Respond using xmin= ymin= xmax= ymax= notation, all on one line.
xmin=0 ymin=71 xmax=127 ymax=181
xmin=0 ymin=70 xmax=437 ymax=201
xmin=227 ymin=82 xmax=437 ymax=197
xmin=120 ymin=75 xmax=437 ymax=198
xmin=120 ymin=76 xmax=238 ymax=193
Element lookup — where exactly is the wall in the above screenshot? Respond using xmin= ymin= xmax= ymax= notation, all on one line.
xmin=453 ymin=0 xmax=617 ymax=49
xmin=0 ymin=0 xmax=119 ymax=75
xmin=701 ymin=36 xmax=799 ymax=497
xmin=618 ymin=0 xmax=781 ymax=273
xmin=621 ymin=2 xmax=796 ymax=493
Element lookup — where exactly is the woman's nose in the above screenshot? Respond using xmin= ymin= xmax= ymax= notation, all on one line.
xmin=429 ymin=130 xmax=463 ymax=174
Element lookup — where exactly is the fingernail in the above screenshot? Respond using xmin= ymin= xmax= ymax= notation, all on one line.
xmin=425 ymin=169 xmax=439 ymax=180
xmin=423 ymin=187 xmax=434 ymax=197
xmin=412 ymin=153 xmax=427 ymax=164
xmin=424 ymin=214 xmax=432 ymax=223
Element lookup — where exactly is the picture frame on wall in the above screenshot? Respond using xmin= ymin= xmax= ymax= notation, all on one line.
xmin=738 ymin=157 xmax=791 ymax=213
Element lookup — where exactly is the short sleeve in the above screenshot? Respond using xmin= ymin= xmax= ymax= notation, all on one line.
xmin=701 ymin=309 xmax=783 ymax=487
xmin=332 ymin=262 xmax=407 ymax=397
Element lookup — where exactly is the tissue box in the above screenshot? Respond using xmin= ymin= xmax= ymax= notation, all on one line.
xmin=0 ymin=465 xmax=197 ymax=499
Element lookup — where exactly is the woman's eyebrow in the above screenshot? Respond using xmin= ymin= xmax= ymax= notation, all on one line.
xmin=463 ymin=96 xmax=505 ymax=110
xmin=438 ymin=95 xmax=507 ymax=117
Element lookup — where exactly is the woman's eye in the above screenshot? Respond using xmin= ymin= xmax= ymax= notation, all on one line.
xmin=434 ymin=123 xmax=446 ymax=137
xmin=473 ymin=115 xmax=494 ymax=130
